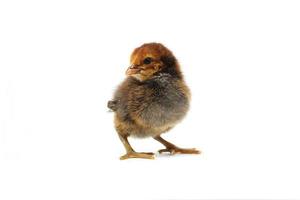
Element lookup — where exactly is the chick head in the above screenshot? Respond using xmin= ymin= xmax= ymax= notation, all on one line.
xmin=126 ymin=43 xmax=181 ymax=81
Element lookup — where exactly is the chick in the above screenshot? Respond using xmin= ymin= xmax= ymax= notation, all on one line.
xmin=108 ymin=43 xmax=200 ymax=160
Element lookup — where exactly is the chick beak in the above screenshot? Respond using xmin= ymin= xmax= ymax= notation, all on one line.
xmin=126 ymin=64 xmax=140 ymax=75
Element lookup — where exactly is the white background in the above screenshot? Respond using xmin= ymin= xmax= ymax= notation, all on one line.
xmin=1 ymin=0 xmax=300 ymax=199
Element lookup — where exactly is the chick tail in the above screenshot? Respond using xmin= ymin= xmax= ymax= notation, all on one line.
xmin=107 ymin=100 xmax=118 ymax=112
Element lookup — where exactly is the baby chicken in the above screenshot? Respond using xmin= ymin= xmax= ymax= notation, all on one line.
xmin=108 ymin=43 xmax=200 ymax=160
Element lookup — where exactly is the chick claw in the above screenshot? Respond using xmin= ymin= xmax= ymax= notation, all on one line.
xmin=120 ymin=152 xmax=155 ymax=160
xmin=158 ymin=147 xmax=200 ymax=155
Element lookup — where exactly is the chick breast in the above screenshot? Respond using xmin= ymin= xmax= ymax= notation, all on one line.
xmin=113 ymin=73 xmax=190 ymax=138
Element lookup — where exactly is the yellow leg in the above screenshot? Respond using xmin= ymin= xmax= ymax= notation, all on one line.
xmin=118 ymin=134 xmax=155 ymax=160
xmin=154 ymin=136 xmax=200 ymax=155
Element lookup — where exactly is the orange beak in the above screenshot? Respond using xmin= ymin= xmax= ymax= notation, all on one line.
xmin=126 ymin=65 xmax=140 ymax=75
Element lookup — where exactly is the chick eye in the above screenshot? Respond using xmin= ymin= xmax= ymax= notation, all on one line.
xmin=143 ymin=57 xmax=152 ymax=65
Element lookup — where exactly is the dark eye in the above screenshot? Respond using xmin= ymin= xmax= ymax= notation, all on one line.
xmin=143 ymin=57 xmax=152 ymax=65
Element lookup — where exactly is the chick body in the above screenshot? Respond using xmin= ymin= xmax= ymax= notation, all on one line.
xmin=113 ymin=73 xmax=190 ymax=138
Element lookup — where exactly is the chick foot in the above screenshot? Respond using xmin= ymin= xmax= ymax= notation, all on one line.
xmin=120 ymin=152 xmax=155 ymax=160
xmin=158 ymin=147 xmax=200 ymax=155
xmin=154 ymin=136 xmax=200 ymax=155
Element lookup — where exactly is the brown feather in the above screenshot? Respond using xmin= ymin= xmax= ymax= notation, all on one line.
xmin=108 ymin=43 xmax=190 ymax=138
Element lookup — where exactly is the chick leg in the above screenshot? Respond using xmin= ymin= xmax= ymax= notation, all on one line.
xmin=118 ymin=134 xmax=155 ymax=160
xmin=154 ymin=135 xmax=200 ymax=155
